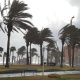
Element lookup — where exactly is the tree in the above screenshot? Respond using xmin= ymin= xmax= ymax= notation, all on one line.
xmin=36 ymin=28 xmax=53 ymax=65
xmin=59 ymin=23 xmax=79 ymax=67
xmin=46 ymin=40 xmax=56 ymax=64
xmin=24 ymin=27 xmax=38 ymax=64
xmin=1 ymin=0 xmax=33 ymax=67
xmin=17 ymin=46 xmax=26 ymax=59
xmin=59 ymin=24 xmax=70 ymax=67
xmin=3 ymin=52 xmax=7 ymax=65
xmin=68 ymin=28 xmax=80 ymax=67
xmin=31 ymin=48 xmax=37 ymax=57
xmin=27 ymin=27 xmax=38 ymax=64
xmin=0 ymin=47 xmax=3 ymax=53
xmin=30 ymin=48 xmax=38 ymax=64
xmin=0 ymin=47 xmax=3 ymax=57
xmin=10 ymin=46 xmax=16 ymax=64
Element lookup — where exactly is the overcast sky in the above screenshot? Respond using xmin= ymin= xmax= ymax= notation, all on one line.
xmin=0 ymin=0 xmax=80 ymax=52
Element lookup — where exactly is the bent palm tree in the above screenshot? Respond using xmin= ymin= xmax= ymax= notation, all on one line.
xmin=1 ymin=0 xmax=33 ymax=67
xmin=17 ymin=46 xmax=26 ymax=64
xmin=69 ymin=28 xmax=80 ymax=67
xmin=10 ymin=46 xmax=16 ymax=64
xmin=47 ymin=40 xmax=56 ymax=64
xmin=27 ymin=27 xmax=38 ymax=64
xmin=59 ymin=24 xmax=70 ymax=67
xmin=59 ymin=24 xmax=78 ymax=67
xmin=24 ymin=27 xmax=38 ymax=64
xmin=36 ymin=28 xmax=53 ymax=65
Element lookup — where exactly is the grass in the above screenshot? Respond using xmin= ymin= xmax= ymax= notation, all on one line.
xmin=0 ymin=75 xmax=80 ymax=80
xmin=0 ymin=64 xmax=80 ymax=72
xmin=0 ymin=65 xmax=80 ymax=80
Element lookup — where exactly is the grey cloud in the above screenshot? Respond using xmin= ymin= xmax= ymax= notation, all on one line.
xmin=70 ymin=0 xmax=80 ymax=6
xmin=69 ymin=0 xmax=80 ymax=18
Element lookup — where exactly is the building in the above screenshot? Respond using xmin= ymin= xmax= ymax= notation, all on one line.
xmin=64 ymin=45 xmax=80 ymax=66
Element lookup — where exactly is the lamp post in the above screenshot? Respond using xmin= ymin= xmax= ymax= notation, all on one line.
xmin=42 ymin=47 xmax=45 ymax=76
xmin=70 ymin=16 xmax=75 ymax=25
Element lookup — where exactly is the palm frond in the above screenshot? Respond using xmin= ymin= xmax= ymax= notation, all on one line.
xmin=41 ymin=28 xmax=52 ymax=38
xmin=9 ymin=0 xmax=29 ymax=18
xmin=1 ymin=5 xmax=9 ymax=22
xmin=0 ymin=23 xmax=5 ymax=33
xmin=44 ymin=38 xmax=55 ymax=43
xmin=5 ymin=27 xmax=8 ymax=33
xmin=17 ymin=28 xmax=25 ymax=35
xmin=12 ymin=27 xmax=19 ymax=33
xmin=14 ymin=20 xmax=32 ymax=30
xmin=15 ymin=13 xmax=32 ymax=18
xmin=19 ymin=19 xmax=33 ymax=26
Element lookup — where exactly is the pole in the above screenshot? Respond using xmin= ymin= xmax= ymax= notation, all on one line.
xmin=42 ymin=47 xmax=45 ymax=80
xmin=70 ymin=16 xmax=74 ymax=25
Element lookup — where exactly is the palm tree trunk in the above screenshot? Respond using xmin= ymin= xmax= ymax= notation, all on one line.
xmin=40 ymin=44 xmax=43 ymax=65
xmin=30 ymin=42 xmax=32 ymax=64
xmin=5 ymin=31 xmax=11 ymax=68
xmin=68 ymin=45 xmax=71 ymax=66
xmin=60 ymin=40 xmax=64 ymax=67
xmin=26 ymin=43 xmax=29 ymax=65
xmin=72 ymin=45 xmax=75 ymax=67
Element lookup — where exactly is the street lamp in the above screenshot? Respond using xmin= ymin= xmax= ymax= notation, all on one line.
xmin=70 ymin=16 xmax=75 ymax=25
xmin=42 ymin=47 xmax=45 ymax=76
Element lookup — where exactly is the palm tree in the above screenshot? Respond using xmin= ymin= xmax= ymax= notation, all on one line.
xmin=59 ymin=25 xmax=68 ymax=67
xmin=27 ymin=27 xmax=38 ymax=64
xmin=10 ymin=46 xmax=16 ymax=64
xmin=17 ymin=46 xmax=26 ymax=59
xmin=0 ymin=47 xmax=3 ymax=53
xmin=0 ymin=47 xmax=3 ymax=57
xmin=1 ymin=0 xmax=33 ymax=67
xmin=69 ymin=28 xmax=80 ymax=67
xmin=46 ymin=40 xmax=56 ymax=65
xmin=30 ymin=48 xmax=38 ymax=64
xmin=36 ymin=28 xmax=53 ymax=65
xmin=31 ymin=48 xmax=37 ymax=56
xmin=24 ymin=27 xmax=38 ymax=64
xmin=59 ymin=24 xmax=79 ymax=67
xmin=3 ymin=52 xmax=7 ymax=65
xmin=17 ymin=46 xmax=26 ymax=64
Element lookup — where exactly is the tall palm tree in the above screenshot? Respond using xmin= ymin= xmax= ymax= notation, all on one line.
xmin=46 ymin=40 xmax=56 ymax=65
xmin=69 ymin=28 xmax=80 ymax=67
xmin=1 ymin=0 xmax=33 ymax=67
xmin=27 ymin=27 xmax=38 ymax=64
xmin=36 ymin=28 xmax=53 ymax=65
xmin=24 ymin=27 xmax=38 ymax=64
xmin=59 ymin=24 xmax=78 ymax=67
xmin=10 ymin=46 xmax=16 ymax=64
xmin=59 ymin=24 xmax=68 ymax=67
